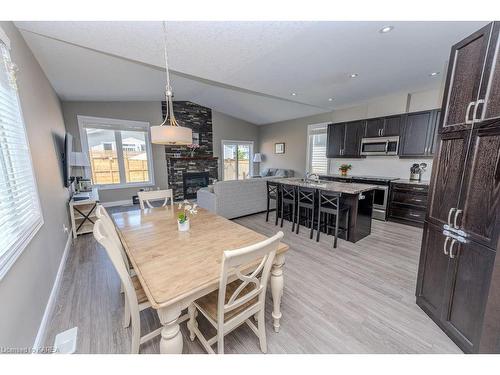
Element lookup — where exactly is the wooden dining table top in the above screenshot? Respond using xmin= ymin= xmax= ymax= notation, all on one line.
xmin=112 ymin=206 xmax=289 ymax=309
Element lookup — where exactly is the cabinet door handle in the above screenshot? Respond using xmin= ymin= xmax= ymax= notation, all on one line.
xmin=465 ymin=101 xmax=475 ymax=124
xmin=449 ymin=239 xmax=458 ymax=259
xmin=412 ymin=198 xmax=423 ymax=202
xmin=443 ymin=236 xmax=450 ymax=255
xmin=473 ymin=99 xmax=485 ymax=121
xmin=453 ymin=209 xmax=463 ymax=229
xmin=447 ymin=207 xmax=456 ymax=226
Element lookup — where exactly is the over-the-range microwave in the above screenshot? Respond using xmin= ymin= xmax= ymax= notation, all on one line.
xmin=360 ymin=136 xmax=399 ymax=156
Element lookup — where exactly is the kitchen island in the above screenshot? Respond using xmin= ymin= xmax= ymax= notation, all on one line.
xmin=273 ymin=177 xmax=377 ymax=243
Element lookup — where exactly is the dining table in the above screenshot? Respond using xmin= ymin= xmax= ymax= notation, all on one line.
xmin=111 ymin=205 xmax=289 ymax=354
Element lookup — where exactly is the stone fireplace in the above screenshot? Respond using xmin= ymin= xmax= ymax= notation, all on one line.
xmin=183 ymin=171 xmax=209 ymax=199
xmin=164 ymin=101 xmax=218 ymax=200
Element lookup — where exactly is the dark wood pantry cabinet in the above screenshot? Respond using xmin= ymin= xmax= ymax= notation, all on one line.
xmin=416 ymin=21 xmax=500 ymax=354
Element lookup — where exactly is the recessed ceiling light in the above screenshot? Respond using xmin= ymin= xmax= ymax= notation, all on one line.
xmin=291 ymin=92 xmax=297 ymax=96
xmin=328 ymin=98 xmax=334 ymax=102
xmin=379 ymin=26 xmax=394 ymax=34
xmin=350 ymin=73 xmax=358 ymax=78
xmin=429 ymin=72 xmax=440 ymax=77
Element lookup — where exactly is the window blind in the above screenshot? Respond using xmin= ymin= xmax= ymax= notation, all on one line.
xmin=0 ymin=40 xmax=43 ymax=279
xmin=308 ymin=126 xmax=328 ymax=174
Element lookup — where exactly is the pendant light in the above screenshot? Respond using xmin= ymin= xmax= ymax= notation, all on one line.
xmin=151 ymin=21 xmax=192 ymax=145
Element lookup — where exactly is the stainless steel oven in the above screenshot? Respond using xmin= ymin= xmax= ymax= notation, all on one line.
xmin=372 ymin=185 xmax=389 ymax=221
xmin=360 ymin=136 xmax=399 ymax=156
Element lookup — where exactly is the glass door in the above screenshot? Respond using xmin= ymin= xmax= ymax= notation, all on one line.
xmin=222 ymin=141 xmax=253 ymax=181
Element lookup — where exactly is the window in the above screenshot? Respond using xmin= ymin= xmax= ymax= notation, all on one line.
xmin=78 ymin=116 xmax=154 ymax=189
xmin=221 ymin=140 xmax=254 ymax=181
xmin=306 ymin=123 xmax=329 ymax=175
xmin=0 ymin=35 xmax=43 ymax=279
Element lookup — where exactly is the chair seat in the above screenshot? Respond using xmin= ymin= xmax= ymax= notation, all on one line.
xmin=195 ymin=280 xmax=258 ymax=323
xmin=131 ymin=275 xmax=149 ymax=304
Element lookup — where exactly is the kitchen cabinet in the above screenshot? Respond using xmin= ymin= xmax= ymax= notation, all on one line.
xmin=365 ymin=115 xmax=402 ymax=137
xmin=388 ymin=182 xmax=428 ymax=227
xmin=440 ymin=23 xmax=494 ymax=132
xmin=399 ymin=110 xmax=438 ymax=157
xmin=326 ymin=121 xmax=364 ymax=158
xmin=326 ymin=123 xmax=344 ymax=158
xmin=417 ymin=22 xmax=500 ymax=353
xmin=365 ymin=118 xmax=384 ymax=137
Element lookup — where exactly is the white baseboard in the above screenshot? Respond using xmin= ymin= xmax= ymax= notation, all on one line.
xmin=33 ymin=231 xmax=72 ymax=350
xmin=101 ymin=199 xmax=133 ymax=207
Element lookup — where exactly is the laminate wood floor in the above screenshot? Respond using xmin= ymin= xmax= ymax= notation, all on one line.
xmin=43 ymin=207 xmax=461 ymax=353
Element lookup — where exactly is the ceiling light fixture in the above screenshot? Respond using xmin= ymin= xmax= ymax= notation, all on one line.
xmin=291 ymin=92 xmax=297 ymax=96
xmin=379 ymin=26 xmax=394 ymax=34
xmin=151 ymin=21 xmax=192 ymax=145
xmin=350 ymin=73 xmax=358 ymax=78
xmin=328 ymin=98 xmax=334 ymax=102
xmin=429 ymin=72 xmax=440 ymax=77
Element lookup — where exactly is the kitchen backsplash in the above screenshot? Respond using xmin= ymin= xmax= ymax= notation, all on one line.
xmin=328 ymin=156 xmax=433 ymax=180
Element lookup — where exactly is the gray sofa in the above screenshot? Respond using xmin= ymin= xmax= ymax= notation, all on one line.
xmin=197 ymin=169 xmax=294 ymax=219
xmin=258 ymin=168 xmax=294 ymax=178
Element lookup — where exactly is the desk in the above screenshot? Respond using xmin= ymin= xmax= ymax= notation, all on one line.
xmin=112 ymin=206 xmax=289 ymax=354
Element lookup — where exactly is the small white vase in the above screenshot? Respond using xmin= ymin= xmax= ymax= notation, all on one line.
xmin=178 ymin=218 xmax=190 ymax=232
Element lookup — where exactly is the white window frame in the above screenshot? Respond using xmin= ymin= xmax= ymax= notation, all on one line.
xmin=306 ymin=123 xmax=330 ymax=175
xmin=221 ymin=140 xmax=254 ymax=181
xmin=0 ymin=31 xmax=44 ymax=280
xmin=77 ymin=115 xmax=155 ymax=190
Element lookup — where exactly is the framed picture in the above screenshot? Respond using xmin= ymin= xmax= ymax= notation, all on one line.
xmin=275 ymin=142 xmax=285 ymax=154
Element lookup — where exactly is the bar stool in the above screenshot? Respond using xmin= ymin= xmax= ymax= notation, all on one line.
xmin=280 ymin=184 xmax=297 ymax=232
xmin=266 ymin=180 xmax=279 ymax=225
xmin=316 ymin=190 xmax=350 ymax=248
xmin=296 ymin=186 xmax=316 ymax=239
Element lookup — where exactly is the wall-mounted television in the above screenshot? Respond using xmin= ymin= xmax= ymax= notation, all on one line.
xmin=63 ymin=133 xmax=73 ymax=187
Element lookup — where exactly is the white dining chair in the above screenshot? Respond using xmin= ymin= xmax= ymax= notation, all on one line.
xmin=138 ymin=189 xmax=174 ymax=210
xmin=187 ymin=231 xmax=284 ymax=354
xmin=95 ymin=205 xmax=133 ymax=274
xmin=93 ymin=219 xmax=162 ymax=354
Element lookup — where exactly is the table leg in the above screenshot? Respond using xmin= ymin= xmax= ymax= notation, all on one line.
xmin=271 ymin=253 xmax=285 ymax=333
xmin=157 ymin=304 xmax=183 ymax=354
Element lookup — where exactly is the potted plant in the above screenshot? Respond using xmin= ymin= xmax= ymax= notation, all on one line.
xmin=177 ymin=200 xmax=198 ymax=232
xmin=339 ymin=164 xmax=352 ymax=177
xmin=187 ymin=143 xmax=200 ymax=157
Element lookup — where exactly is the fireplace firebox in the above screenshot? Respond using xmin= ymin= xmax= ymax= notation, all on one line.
xmin=183 ymin=172 xmax=209 ymax=199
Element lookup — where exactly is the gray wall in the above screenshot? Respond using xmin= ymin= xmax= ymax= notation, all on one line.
xmin=61 ymin=101 xmax=166 ymax=203
xmin=62 ymin=103 xmax=260 ymax=202
xmin=259 ymin=88 xmax=443 ymax=179
xmin=0 ymin=22 xmax=70 ymax=347
xmin=212 ymin=111 xmax=260 ymax=178
xmin=258 ymin=112 xmax=334 ymax=177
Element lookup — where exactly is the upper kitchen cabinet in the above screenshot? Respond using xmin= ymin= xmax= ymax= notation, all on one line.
xmin=365 ymin=115 xmax=402 ymax=137
xmin=365 ymin=118 xmax=384 ymax=137
xmin=440 ymin=23 xmax=493 ymax=132
xmin=399 ymin=110 xmax=439 ymax=157
xmin=383 ymin=115 xmax=402 ymax=136
xmin=326 ymin=121 xmax=364 ymax=158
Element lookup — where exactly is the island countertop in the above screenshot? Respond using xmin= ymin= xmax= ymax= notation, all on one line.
xmin=272 ymin=177 xmax=378 ymax=195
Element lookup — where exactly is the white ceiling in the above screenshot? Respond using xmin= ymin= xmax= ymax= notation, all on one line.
xmin=15 ymin=21 xmax=488 ymax=124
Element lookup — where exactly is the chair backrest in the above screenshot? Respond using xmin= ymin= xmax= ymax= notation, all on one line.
xmin=95 ymin=205 xmax=130 ymax=269
xmin=266 ymin=181 xmax=278 ymax=198
xmin=93 ymin=219 xmax=140 ymax=337
xmin=318 ymin=190 xmax=341 ymax=210
xmin=217 ymin=231 xmax=284 ymax=325
xmin=280 ymin=184 xmax=296 ymax=202
xmin=138 ymin=189 xmax=173 ymax=210
xmin=297 ymin=186 xmax=316 ymax=207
